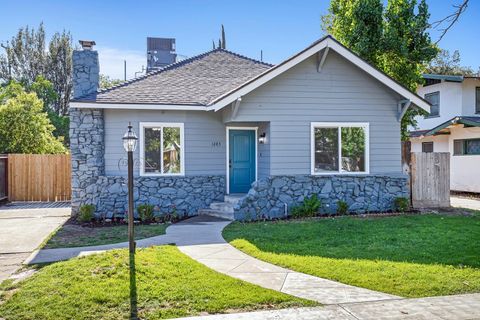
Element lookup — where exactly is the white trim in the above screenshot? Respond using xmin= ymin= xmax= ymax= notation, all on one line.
xmin=208 ymin=37 xmax=430 ymax=113
xmin=71 ymin=102 xmax=208 ymax=111
xmin=310 ymin=122 xmax=370 ymax=175
xmin=226 ymin=126 xmax=258 ymax=194
xmin=139 ymin=122 xmax=185 ymax=177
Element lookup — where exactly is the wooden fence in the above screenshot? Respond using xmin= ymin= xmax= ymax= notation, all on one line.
xmin=411 ymin=152 xmax=450 ymax=208
xmin=7 ymin=154 xmax=71 ymax=202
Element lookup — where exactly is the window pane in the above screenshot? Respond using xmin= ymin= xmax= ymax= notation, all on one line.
xmin=314 ymin=127 xmax=338 ymax=172
xmin=341 ymin=127 xmax=366 ymax=172
xmin=163 ymin=127 xmax=181 ymax=173
xmin=466 ymin=139 xmax=480 ymax=155
xmin=422 ymin=142 xmax=433 ymax=153
xmin=425 ymin=92 xmax=440 ymax=117
xmin=453 ymin=140 xmax=463 ymax=155
xmin=144 ymin=128 xmax=161 ymax=173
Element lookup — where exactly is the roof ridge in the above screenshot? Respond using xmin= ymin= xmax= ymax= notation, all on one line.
xmin=214 ymin=48 xmax=274 ymax=67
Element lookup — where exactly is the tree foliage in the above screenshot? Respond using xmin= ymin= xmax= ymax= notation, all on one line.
xmin=0 ymin=23 xmax=73 ymax=116
xmin=427 ymin=49 xmax=478 ymax=76
xmin=322 ymin=0 xmax=438 ymax=140
xmin=99 ymin=74 xmax=122 ymax=90
xmin=0 ymin=82 xmax=66 ymax=154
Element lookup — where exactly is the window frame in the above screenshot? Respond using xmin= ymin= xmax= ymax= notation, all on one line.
xmin=139 ymin=122 xmax=185 ymax=176
xmin=453 ymin=138 xmax=480 ymax=156
xmin=424 ymin=91 xmax=440 ymax=118
xmin=422 ymin=141 xmax=434 ymax=153
xmin=310 ymin=122 xmax=370 ymax=175
xmin=476 ymin=87 xmax=480 ymax=114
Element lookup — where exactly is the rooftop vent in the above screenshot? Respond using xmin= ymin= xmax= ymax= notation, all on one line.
xmin=147 ymin=37 xmax=177 ymax=73
xmin=79 ymin=40 xmax=96 ymax=50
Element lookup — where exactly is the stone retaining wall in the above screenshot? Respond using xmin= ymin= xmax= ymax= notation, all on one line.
xmin=83 ymin=175 xmax=225 ymax=218
xmin=234 ymin=175 xmax=409 ymax=220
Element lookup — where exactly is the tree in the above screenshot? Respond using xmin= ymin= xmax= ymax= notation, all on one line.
xmin=212 ymin=24 xmax=227 ymax=49
xmin=0 ymin=83 xmax=66 ymax=154
xmin=99 ymin=74 xmax=122 ymax=90
xmin=427 ymin=49 xmax=477 ymax=76
xmin=322 ymin=0 xmax=438 ymax=140
xmin=0 ymin=23 xmax=73 ymax=115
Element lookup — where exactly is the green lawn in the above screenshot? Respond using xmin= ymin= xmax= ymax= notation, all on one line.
xmin=0 ymin=246 xmax=314 ymax=320
xmin=43 ymin=224 xmax=169 ymax=249
xmin=223 ymin=213 xmax=480 ymax=298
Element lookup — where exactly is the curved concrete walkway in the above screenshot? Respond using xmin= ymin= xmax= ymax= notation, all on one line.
xmin=26 ymin=216 xmax=398 ymax=305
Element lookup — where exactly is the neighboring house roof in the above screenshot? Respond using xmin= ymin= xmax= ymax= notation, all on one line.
xmin=72 ymin=49 xmax=272 ymax=106
xmin=422 ymin=74 xmax=464 ymax=82
xmin=410 ymin=116 xmax=480 ymax=137
xmin=71 ymin=35 xmax=430 ymax=113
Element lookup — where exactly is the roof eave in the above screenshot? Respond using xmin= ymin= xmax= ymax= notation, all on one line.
xmin=70 ymin=101 xmax=209 ymax=111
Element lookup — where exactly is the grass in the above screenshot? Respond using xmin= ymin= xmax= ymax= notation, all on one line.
xmin=0 ymin=246 xmax=314 ymax=320
xmin=42 ymin=223 xmax=169 ymax=249
xmin=223 ymin=213 xmax=480 ymax=298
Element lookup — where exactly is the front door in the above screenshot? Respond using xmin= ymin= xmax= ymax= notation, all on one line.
xmin=229 ymin=129 xmax=256 ymax=193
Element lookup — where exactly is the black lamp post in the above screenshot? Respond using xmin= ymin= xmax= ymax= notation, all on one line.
xmin=122 ymin=122 xmax=138 ymax=319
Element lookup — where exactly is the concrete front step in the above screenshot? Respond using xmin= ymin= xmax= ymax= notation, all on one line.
xmin=198 ymin=209 xmax=234 ymax=221
xmin=209 ymin=202 xmax=234 ymax=213
xmin=224 ymin=194 xmax=245 ymax=205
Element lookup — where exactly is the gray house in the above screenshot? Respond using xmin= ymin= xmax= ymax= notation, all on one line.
xmin=70 ymin=36 xmax=430 ymax=220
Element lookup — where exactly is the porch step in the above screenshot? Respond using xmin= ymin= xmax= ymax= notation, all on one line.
xmin=209 ymin=202 xmax=234 ymax=213
xmin=224 ymin=194 xmax=245 ymax=205
xmin=198 ymin=209 xmax=234 ymax=221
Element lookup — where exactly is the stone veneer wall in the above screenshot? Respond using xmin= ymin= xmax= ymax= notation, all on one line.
xmin=70 ymin=108 xmax=225 ymax=217
xmin=234 ymin=175 xmax=409 ymax=220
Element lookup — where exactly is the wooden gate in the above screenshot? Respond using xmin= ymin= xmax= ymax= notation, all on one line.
xmin=7 ymin=154 xmax=71 ymax=201
xmin=411 ymin=152 xmax=450 ymax=208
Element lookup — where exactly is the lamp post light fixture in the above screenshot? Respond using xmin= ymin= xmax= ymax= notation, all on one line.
xmin=122 ymin=122 xmax=138 ymax=320
xmin=122 ymin=122 xmax=138 ymax=253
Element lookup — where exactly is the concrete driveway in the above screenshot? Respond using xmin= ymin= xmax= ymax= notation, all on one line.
xmin=451 ymin=196 xmax=480 ymax=211
xmin=0 ymin=203 xmax=70 ymax=282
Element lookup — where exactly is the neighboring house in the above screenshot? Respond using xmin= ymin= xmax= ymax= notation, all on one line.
xmin=69 ymin=35 xmax=429 ymax=220
xmin=410 ymin=74 xmax=480 ymax=193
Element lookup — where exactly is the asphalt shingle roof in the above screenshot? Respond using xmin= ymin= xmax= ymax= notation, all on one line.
xmin=73 ymin=48 xmax=272 ymax=105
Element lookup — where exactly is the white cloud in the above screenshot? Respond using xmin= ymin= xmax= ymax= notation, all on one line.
xmin=97 ymin=46 xmax=146 ymax=80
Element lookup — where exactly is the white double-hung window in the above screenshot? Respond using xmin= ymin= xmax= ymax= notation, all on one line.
xmin=139 ymin=122 xmax=185 ymax=176
xmin=311 ymin=122 xmax=369 ymax=175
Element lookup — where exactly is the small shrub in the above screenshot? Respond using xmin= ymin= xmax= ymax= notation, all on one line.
xmin=394 ymin=197 xmax=410 ymax=212
xmin=77 ymin=204 xmax=95 ymax=222
xmin=137 ymin=204 xmax=155 ymax=222
xmin=289 ymin=195 xmax=322 ymax=218
xmin=290 ymin=206 xmax=304 ymax=218
xmin=302 ymin=195 xmax=321 ymax=217
xmin=337 ymin=200 xmax=348 ymax=215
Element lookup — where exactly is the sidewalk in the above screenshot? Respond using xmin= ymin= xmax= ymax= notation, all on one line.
xmin=26 ymin=216 xmax=397 ymax=305
xmin=180 ymin=293 xmax=480 ymax=320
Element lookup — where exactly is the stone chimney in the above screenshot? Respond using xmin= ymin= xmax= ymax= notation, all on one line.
xmin=72 ymin=40 xmax=99 ymax=99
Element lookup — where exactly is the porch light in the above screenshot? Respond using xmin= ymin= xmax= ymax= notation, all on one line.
xmin=259 ymin=132 xmax=267 ymax=144
xmin=123 ymin=123 xmax=138 ymax=152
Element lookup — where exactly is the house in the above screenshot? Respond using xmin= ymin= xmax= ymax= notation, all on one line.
xmin=410 ymin=74 xmax=480 ymax=193
xmin=69 ymin=35 xmax=430 ymax=220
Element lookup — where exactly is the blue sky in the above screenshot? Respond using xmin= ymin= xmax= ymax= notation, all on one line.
xmin=0 ymin=0 xmax=478 ymax=79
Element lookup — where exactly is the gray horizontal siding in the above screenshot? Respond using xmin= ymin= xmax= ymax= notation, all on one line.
xmin=228 ymin=50 xmax=402 ymax=175
xmin=104 ymin=110 xmax=226 ymax=176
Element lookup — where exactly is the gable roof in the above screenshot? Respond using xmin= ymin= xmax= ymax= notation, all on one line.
xmin=72 ymin=48 xmax=272 ymax=106
xmin=208 ymin=36 xmax=430 ymax=112
xmin=71 ymin=35 xmax=430 ymax=113
xmin=410 ymin=116 xmax=480 ymax=137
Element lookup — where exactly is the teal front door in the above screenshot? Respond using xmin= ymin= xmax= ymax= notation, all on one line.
xmin=229 ymin=129 xmax=256 ymax=193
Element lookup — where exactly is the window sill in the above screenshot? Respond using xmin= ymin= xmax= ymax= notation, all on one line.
xmin=311 ymin=171 xmax=370 ymax=176
xmin=139 ymin=173 xmax=185 ymax=177
xmin=425 ymin=115 xmax=440 ymax=119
